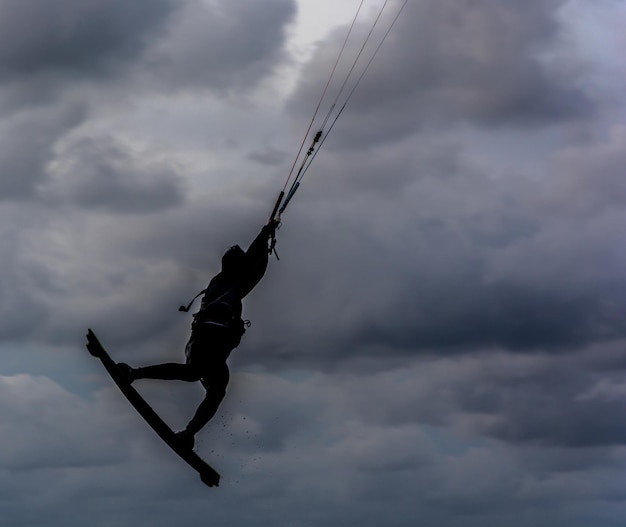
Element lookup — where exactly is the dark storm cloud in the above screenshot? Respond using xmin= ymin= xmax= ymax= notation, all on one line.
xmin=289 ymin=0 xmax=591 ymax=147
xmin=356 ymin=208 xmax=626 ymax=355
xmin=449 ymin=347 xmax=626 ymax=448
xmin=40 ymin=136 xmax=185 ymax=213
xmin=324 ymin=348 xmax=623 ymax=451
xmin=279 ymin=347 xmax=626 ymax=451
xmin=142 ymin=0 xmax=296 ymax=93
xmin=484 ymin=389 xmax=626 ymax=448
xmin=0 ymin=0 xmax=297 ymax=113
xmin=219 ymin=358 xmax=626 ymax=522
xmin=241 ymin=126 xmax=626 ymax=369
xmin=1 ymin=1 xmax=624 ymax=525
xmin=0 ymin=0 xmax=175 ymax=78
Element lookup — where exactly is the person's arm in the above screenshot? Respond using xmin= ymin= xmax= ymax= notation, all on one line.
xmin=246 ymin=221 xmax=277 ymax=256
xmin=239 ymin=221 xmax=278 ymax=297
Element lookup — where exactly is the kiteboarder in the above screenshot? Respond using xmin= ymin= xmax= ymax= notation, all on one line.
xmin=117 ymin=219 xmax=279 ymax=449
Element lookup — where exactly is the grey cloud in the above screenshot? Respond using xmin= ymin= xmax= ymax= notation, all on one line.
xmin=200 ymin=363 xmax=626 ymax=524
xmin=0 ymin=0 xmax=176 ymax=78
xmin=0 ymin=374 xmax=127 ymax=469
xmin=0 ymin=104 xmax=85 ymax=200
xmin=546 ymin=125 xmax=626 ymax=217
xmin=247 ymin=146 xmax=289 ymax=167
xmin=2 ymin=193 xmax=273 ymax=352
xmin=0 ymin=203 xmax=56 ymax=341
xmin=485 ymin=395 xmax=626 ymax=448
xmin=338 ymin=349 xmax=626 ymax=451
xmin=5 ymin=349 xmax=626 ymax=527
xmin=142 ymin=0 xmax=296 ymax=94
xmin=289 ymin=0 xmax=592 ymax=148
xmin=41 ymin=136 xmax=185 ymax=213
xmin=0 ymin=0 xmax=296 ymax=109
xmin=455 ymin=350 xmax=626 ymax=448
xmin=0 ymin=255 xmax=49 ymax=341
xmin=22 ymin=110 xmax=622 ymax=373
xmin=300 ymin=350 xmax=626 ymax=450
xmin=362 ymin=215 xmax=626 ymax=354
xmin=0 ymin=1 xmax=624 ymax=524
xmin=17 ymin=217 xmax=193 ymax=349
xmin=242 ymin=140 xmax=625 ymax=368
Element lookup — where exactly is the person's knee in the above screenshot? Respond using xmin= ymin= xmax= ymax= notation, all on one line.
xmin=199 ymin=363 xmax=230 ymax=392
xmin=201 ymin=380 xmax=227 ymax=401
xmin=181 ymin=364 xmax=202 ymax=382
xmin=208 ymin=384 xmax=227 ymax=398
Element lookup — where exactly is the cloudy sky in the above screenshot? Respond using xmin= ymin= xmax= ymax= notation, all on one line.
xmin=1 ymin=0 xmax=626 ymax=525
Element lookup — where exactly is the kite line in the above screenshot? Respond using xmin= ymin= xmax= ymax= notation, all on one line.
xmin=268 ymin=0 xmax=410 ymax=231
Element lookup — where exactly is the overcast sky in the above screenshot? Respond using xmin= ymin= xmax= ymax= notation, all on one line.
xmin=1 ymin=0 xmax=626 ymax=525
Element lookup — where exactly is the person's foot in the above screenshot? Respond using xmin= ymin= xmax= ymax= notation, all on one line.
xmin=116 ymin=363 xmax=136 ymax=384
xmin=175 ymin=429 xmax=195 ymax=450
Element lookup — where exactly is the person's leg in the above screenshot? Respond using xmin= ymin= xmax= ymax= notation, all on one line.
xmin=118 ymin=336 xmax=203 ymax=383
xmin=133 ymin=363 xmax=201 ymax=382
xmin=184 ymin=362 xmax=230 ymax=436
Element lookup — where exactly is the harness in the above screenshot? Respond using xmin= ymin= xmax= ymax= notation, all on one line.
xmin=181 ymin=287 xmax=250 ymax=337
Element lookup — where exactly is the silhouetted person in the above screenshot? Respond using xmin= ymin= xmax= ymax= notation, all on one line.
xmin=118 ymin=220 xmax=278 ymax=449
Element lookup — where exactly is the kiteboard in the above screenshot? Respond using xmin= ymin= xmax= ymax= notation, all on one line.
xmin=85 ymin=328 xmax=220 ymax=488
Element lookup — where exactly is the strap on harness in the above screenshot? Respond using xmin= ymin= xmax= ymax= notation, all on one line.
xmin=179 ymin=289 xmax=207 ymax=312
